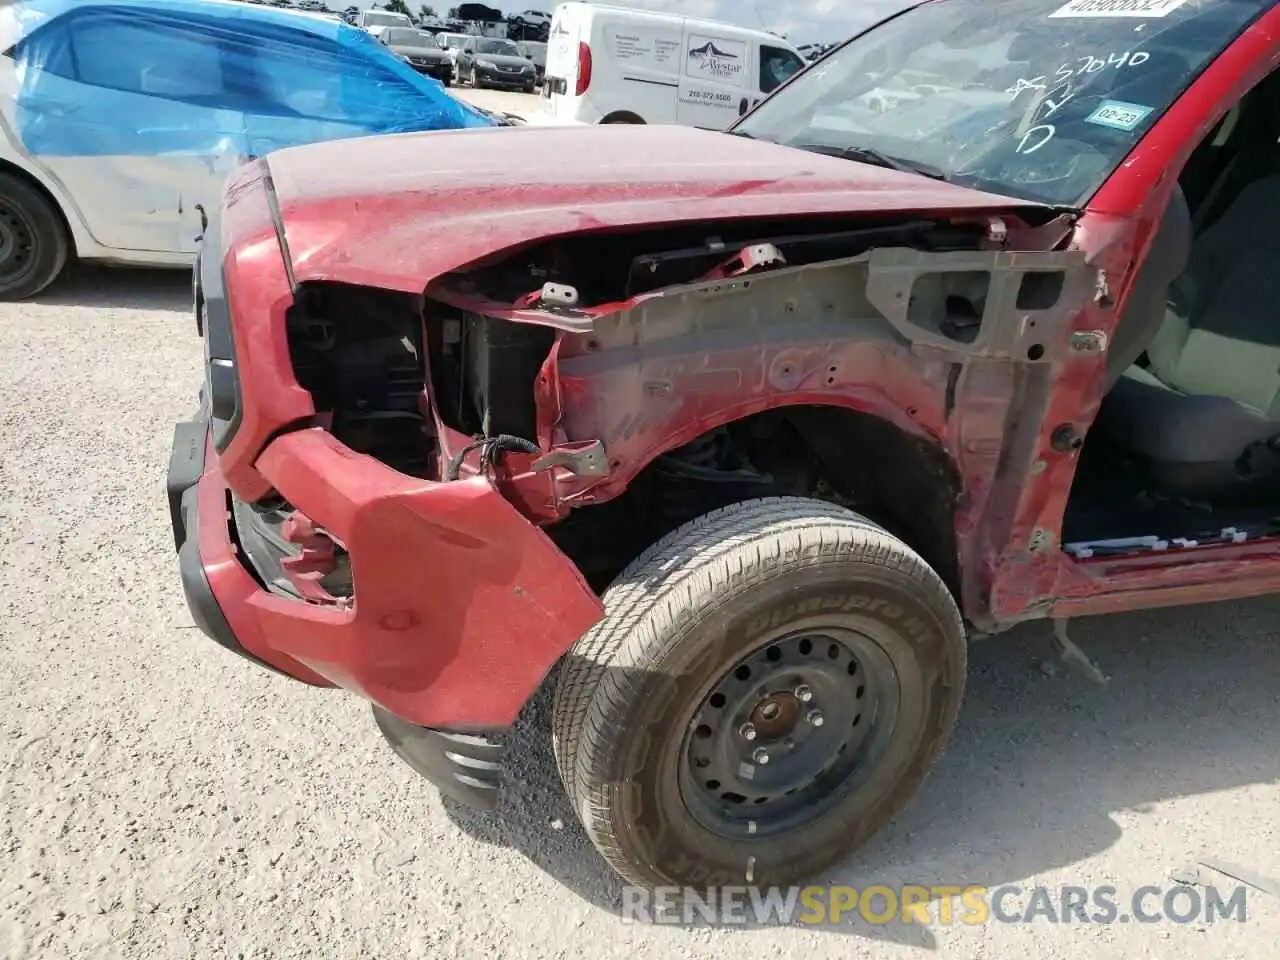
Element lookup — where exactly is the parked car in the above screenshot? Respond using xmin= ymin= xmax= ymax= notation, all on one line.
xmin=169 ymin=0 xmax=1280 ymax=891
xmin=435 ymin=30 xmax=471 ymax=69
xmin=515 ymin=39 xmax=547 ymax=85
xmin=509 ymin=9 xmax=551 ymax=41
xmin=455 ymin=36 xmax=537 ymax=91
xmin=512 ymin=8 xmax=551 ymax=28
xmin=379 ymin=26 xmax=454 ymax=84
xmin=543 ymin=2 xmax=806 ymax=127
xmin=357 ymin=8 xmax=411 ymax=31
xmin=0 ymin=0 xmax=493 ymax=300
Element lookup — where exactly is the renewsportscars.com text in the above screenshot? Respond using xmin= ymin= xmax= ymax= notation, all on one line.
xmin=622 ymin=883 xmax=1250 ymax=926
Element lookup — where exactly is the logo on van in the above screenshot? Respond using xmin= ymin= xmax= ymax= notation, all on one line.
xmin=687 ymin=39 xmax=743 ymax=79
xmin=551 ymin=20 xmax=569 ymax=37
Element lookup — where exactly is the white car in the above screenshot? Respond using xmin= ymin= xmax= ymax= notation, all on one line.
xmin=357 ymin=8 xmax=412 ymax=31
xmin=511 ymin=9 xmax=551 ymax=29
xmin=0 ymin=0 xmax=491 ymax=300
xmin=436 ymin=31 xmax=472 ymax=69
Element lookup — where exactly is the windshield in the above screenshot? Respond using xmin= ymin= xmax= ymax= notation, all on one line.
xmin=441 ymin=34 xmax=468 ymax=49
xmin=733 ymin=0 xmax=1270 ymax=206
xmin=477 ymin=39 xmax=520 ymax=56
xmin=384 ymin=28 xmax=434 ymax=45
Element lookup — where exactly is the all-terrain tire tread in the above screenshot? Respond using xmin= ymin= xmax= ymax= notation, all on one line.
xmin=549 ymin=496 xmax=965 ymax=885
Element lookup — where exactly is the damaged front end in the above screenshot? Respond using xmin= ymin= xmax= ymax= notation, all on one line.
xmin=180 ymin=161 xmax=1093 ymax=806
xmin=175 ymin=167 xmax=606 ymax=754
xmin=413 ymin=207 xmax=1089 ymax=602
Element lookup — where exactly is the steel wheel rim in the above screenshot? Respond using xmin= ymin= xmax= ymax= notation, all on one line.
xmin=0 ymin=198 xmax=37 ymax=288
xmin=678 ymin=628 xmax=901 ymax=841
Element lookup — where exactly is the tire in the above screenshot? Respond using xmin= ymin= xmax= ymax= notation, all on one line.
xmin=470 ymin=66 xmax=481 ymax=88
xmin=0 ymin=171 xmax=69 ymax=301
xmin=551 ymin=497 xmax=967 ymax=888
xmin=601 ymin=112 xmax=644 ymax=124
xmin=522 ymin=84 xmax=535 ymax=95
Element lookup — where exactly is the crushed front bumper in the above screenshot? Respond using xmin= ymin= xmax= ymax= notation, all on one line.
xmin=166 ymin=413 xmax=604 ymax=807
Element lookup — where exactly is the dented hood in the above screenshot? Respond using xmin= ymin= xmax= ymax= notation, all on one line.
xmin=264 ymin=123 xmax=1050 ymax=292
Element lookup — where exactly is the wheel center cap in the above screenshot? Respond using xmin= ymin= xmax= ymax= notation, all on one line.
xmin=750 ymin=692 xmax=800 ymax=740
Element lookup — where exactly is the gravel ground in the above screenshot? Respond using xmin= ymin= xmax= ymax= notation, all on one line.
xmin=1 ymin=92 xmax=1277 ymax=958
xmin=459 ymin=86 xmax=550 ymax=120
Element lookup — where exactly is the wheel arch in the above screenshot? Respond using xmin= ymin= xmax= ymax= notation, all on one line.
xmin=0 ymin=156 xmax=83 ymax=257
xmin=780 ymin=404 xmax=963 ymax=601
xmin=563 ymin=399 xmax=964 ymax=603
xmin=600 ymin=110 xmax=645 ymax=124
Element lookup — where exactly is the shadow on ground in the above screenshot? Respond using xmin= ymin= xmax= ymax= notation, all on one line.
xmin=33 ymin=264 xmax=192 ymax=311
xmin=444 ymin=596 xmax=1280 ymax=946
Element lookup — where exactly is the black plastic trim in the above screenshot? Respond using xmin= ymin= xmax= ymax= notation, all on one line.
xmin=167 ymin=419 xmax=207 ymax=553
xmin=622 ymin=76 xmax=678 ymax=88
xmin=373 ymin=706 xmax=506 ymax=809
xmin=196 ymin=222 xmax=244 ymax=454
xmin=261 ymin=168 xmax=299 ymax=293
xmin=167 ymin=418 xmax=293 ymax=680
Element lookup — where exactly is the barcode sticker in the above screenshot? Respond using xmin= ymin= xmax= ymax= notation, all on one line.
xmin=1049 ymin=0 xmax=1190 ymax=18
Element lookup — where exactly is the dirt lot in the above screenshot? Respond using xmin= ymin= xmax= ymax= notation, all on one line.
xmin=458 ymin=85 xmax=549 ymax=120
xmin=1 ymin=91 xmax=1277 ymax=959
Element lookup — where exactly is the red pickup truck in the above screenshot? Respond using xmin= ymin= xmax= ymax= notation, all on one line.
xmin=167 ymin=0 xmax=1280 ymax=888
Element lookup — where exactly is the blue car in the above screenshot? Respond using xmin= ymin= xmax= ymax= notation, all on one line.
xmin=0 ymin=0 xmax=496 ymax=299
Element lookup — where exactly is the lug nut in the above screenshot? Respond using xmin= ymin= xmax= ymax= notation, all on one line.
xmin=752 ymin=747 xmax=770 ymax=765
xmin=794 ymin=684 xmax=813 ymax=702
xmin=739 ymin=723 xmax=758 ymax=741
xmin=807 ymin=709 xmax=825 ymax=727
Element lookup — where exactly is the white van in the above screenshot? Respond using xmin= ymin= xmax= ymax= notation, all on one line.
xmin=542 ymin=2 xmax=806 ymax=128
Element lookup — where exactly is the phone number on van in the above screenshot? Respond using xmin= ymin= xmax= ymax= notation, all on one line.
xmin=681 ymin=89 xmax=734 ymax=104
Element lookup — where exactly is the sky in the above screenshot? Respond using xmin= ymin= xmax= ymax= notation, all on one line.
xmin=356 ymin=0 xmax=916 ymax=46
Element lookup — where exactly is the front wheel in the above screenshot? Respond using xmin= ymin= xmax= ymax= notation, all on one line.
xmin=551 ymin=497 xmax=967 ymax=888
xmin=470 ymin=66 xmax=481 ymax=88
xmin=0 ymin=172 xmax=69 ymax=301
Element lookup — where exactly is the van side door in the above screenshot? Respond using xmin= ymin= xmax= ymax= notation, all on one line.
xmin=675 ymin=28 xmax=749 ymax=129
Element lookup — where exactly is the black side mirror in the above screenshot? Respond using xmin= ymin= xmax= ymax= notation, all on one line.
xmin=738 ymin=97 xmax=749 ymax=116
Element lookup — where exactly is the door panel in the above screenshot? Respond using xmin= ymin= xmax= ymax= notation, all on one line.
xmin=11 ymin=11 xmax=246 ymax=254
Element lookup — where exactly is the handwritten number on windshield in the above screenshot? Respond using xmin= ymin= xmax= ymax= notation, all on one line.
xmin=1007 ymin=49 xmax=1148 ymax=96
xmin=1039 ymin=82 xmax=1074 ymax=120
xmin=1017 ymin=124 xmax=1055 ymax=155
xmin=1006 ymin=49 xmax=1145 ymax=156
xmin=1014 ymin=78 xmax=1073 ymax=155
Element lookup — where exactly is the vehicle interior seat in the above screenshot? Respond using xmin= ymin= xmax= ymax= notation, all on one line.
xmin=1182 ymin=73 xmax=1280 ymax=232
xmin=1101 ymin=182 xmax=1192 ymax=392
xmin=1094 ymin=173 xmax=1280 ymax=501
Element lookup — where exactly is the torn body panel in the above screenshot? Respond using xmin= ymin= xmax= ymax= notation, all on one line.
xmin=426 ymin=217 xmax=1095 ymax=626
